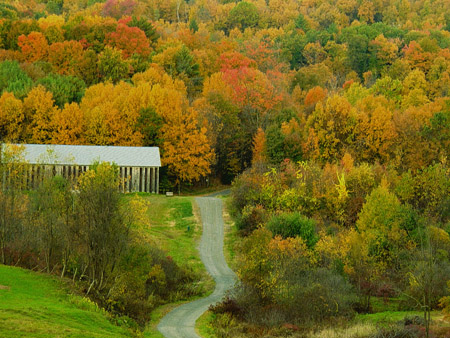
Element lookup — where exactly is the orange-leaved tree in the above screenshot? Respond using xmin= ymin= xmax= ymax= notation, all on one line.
xmin=18 ymin=31 xmax=49 ymax=62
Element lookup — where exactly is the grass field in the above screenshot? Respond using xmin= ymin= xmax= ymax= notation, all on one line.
xmin=0 ymin=264 xmax=132 ymax=338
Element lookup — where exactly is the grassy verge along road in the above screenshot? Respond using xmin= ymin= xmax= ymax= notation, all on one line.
xmin=157 ymin=196 xmax=236 ymax=338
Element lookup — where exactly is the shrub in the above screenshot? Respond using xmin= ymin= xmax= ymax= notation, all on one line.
xmin=267 ymin=212 xmax=318 ymax=248
xmin=369 ymin=325 xmax=421 ymax=338
xmin=229 ymin=268 xmax=356 ymax=326
xmin=236 ymin=204 xmax=268 ymax=234
xmin=280 ymin=268 xmax=356 ymax=323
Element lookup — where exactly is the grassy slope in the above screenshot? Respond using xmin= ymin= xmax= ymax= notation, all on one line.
xmin=0 ymin=264 xmax=131 ymax=338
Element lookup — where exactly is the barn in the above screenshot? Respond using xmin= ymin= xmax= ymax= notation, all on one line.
xmin=1 ymin=144 xmax=161 ymax=193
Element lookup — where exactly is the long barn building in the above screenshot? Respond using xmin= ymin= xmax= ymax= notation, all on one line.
xmin=1 ymin=144 xmax=161 ymax=193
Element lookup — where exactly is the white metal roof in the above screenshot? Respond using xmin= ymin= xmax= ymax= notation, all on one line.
xmin=2 ymin=144 xmax=161 ymax=167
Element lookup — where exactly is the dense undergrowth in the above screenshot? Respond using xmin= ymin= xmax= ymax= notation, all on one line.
xmin=0 ymin=154 xmax=211 ymax=336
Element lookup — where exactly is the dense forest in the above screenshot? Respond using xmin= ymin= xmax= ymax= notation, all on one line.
xmin=0 ymin=0 xmax=450 ymax=336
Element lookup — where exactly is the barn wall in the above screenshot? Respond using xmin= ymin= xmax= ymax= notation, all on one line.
xmin=1 ymin=164 xmax=160 ymax=193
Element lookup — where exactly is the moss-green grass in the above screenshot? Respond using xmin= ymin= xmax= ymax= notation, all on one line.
xmin=356 ymin=310 xmax=437 ymax=324
xmin=196 ymin=311 xmax=216 ymax=338
xmin=222 ymin=195 xmax=239 ymax=271
xmin=0 ymin=264 xmax=132 ymax=338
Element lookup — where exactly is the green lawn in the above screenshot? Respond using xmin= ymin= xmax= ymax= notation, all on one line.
xmin=0 ymin=264 xmax=132 ymax=338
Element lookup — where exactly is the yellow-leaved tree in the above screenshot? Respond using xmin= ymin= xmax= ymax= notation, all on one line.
xmin=0 ymin=92 xmax=24 ymax=142
xmin=80 ymin=81 xmax=143 ymax=146
xmin=23 ymin=85 xmax=59 ymax=144
xmin=51 ymin=103 xmax=85 ymax=145
xmin=145 ymin=75 xmax=214 ymax=192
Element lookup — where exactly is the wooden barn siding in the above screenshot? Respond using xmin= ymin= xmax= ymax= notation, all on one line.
xmin=1 ymin=164 xmax=159 ymax=193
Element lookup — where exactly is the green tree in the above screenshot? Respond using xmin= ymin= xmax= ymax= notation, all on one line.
xmin=345 ymin=33 xmax=370 ymax=75
xmin=227 ymin=1 xmax=259 ymax=31
xmin=97 ymin=46 xmax=129 ymax=83
xmin=136 ymin=107 xmax=163 ymax=147
xmin=267 ymin=212 xmax=318 ymax=248
xmin=0 ymin=61 xmax=33 ymax=99
xmin=356 ymin=185 xmax=419 ymax=271
xmin=295 ymin=13 xmax=310 ymax=31
xmin=127 ymin=16 xmax=159 ymax=46
xmin=37 ymin=73 xmax=86 ymax=108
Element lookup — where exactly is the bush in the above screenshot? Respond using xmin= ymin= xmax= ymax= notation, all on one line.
xmin=236 ymin=204 xmax=268 ymax=234
xmin=369 ymin=325 xmax=421 ymax=338
xmin=228 ymin=268 xmax=356 ymax=326
xmin=281 ymin=268 xmax=356 ymax=323
xmin=267 ymin=212 xmax=318 ymax=248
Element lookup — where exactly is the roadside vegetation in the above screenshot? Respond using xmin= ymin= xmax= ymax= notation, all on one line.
xmin=204 ymin=159 xmax=450 ymax=337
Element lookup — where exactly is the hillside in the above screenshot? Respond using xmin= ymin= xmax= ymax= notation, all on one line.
xmin=0 ymin=0 xmax=449 ymax=336
xmin=0 ymin=264 xmax=131 ymax=337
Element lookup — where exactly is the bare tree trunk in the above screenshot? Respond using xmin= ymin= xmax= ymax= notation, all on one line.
xmin=72 ymin=266 xmax=77 ymax=283
xmin=176 ymin=0 xmax=181 ymax=23
xmin=61 ymin=263 xmax=66 ymax=278
xmin=86 ymin=279 xmax=96 ymax=295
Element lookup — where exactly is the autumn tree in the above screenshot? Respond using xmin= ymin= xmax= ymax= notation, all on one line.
xmin=51 ymin=103 xmax=85 ymax=145
xmin=368 ymin=34 xmax=399 ymax=71
xmin=18 ymin=31 xmax=48 ymax=62
xmin=47 ymin=40 xmax=84 ymax=76
xmin=252 ymin=127 xmax=267 ymax=164
xmin=105 ymin=20 xmax=151 ymax=59
xmin=355 ymin=95 xmax=398 ymax=162
xmin=147 ymin=82 xmax=214 ymax=191
xmin=80 ymin=81 xmax=142 ymax=145
xmin=23 ymin=85 xmax=59 ymax=144
xmin=197 ymin=71 xmax=248 ymax=183
xmin=75 ymin=162 xmax=129 ymax=293
xmin=0 ymin=92 xmax=24 ymax=142
xmin=305 ymin=95 xmax=356 ymax=163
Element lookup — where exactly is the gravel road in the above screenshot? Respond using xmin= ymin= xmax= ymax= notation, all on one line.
xmin=157 ymin=196 xmax=236 ymax=338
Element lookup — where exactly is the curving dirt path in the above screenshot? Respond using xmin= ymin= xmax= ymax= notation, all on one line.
xmin=157 ymin=196 xmax=236 ymax=338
